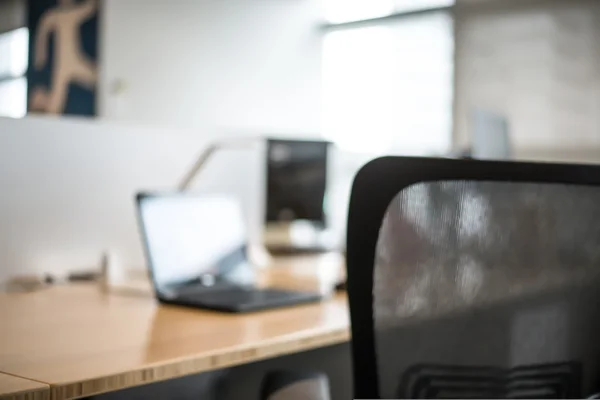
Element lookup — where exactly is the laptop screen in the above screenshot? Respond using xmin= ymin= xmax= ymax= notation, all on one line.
xmin=137 ymin=193 xmax=255 ymax=294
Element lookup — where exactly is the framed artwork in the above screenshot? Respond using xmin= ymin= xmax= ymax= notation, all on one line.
xmin=27 ymin=0 xmax=99 ymax=116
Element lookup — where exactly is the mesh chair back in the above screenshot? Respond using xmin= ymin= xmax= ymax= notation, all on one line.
xmin=346 ymin=157 xmax=600 ymax=399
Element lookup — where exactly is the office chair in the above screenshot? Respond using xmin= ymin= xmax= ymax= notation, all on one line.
xmin=260 ymin=370 xmax=331 ymax=400
xmin=346 ymin=156 xmax=600 ymax=399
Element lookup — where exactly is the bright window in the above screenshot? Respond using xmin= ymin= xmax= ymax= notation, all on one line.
xmin=0 ymin=27 xmax=28 ymax=118
xmin=0 ymin=77 xmax=27 ymax=118
xmin=322 ymin=12 xmax=454 ymax=155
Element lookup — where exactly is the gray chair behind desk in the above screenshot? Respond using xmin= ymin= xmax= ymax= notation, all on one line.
xmin=261 ymin=370 xmax=331 ymax=400
xmin=346 ymin=157 xmax=600 ymax=399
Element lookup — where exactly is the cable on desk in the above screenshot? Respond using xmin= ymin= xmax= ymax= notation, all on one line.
xmin=1 ymin=270 xmax=99 ymax=293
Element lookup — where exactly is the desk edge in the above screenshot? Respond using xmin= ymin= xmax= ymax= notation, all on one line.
xmin=51 ymin=328 xmax=350 ymax=399
xmin=0 ymin=380 xmax=49 ymax=400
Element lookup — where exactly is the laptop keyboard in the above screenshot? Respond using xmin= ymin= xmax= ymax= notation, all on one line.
xmin=178 ymin=287 xmax=313 ymax=309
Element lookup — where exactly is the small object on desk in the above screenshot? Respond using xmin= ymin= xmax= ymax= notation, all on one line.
xmin=98 ymin=250 xmax=152 ymax=297
xmin=67 ymin=270 xmax=99 ymax=282
xmin=99 ymin=249 xmax=125 ymax=292
xmin=3 ymin=275 xmax=49 ymax=292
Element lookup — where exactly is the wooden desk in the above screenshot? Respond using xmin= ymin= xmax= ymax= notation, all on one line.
xmin=0 ymin=374 xmax=49 ymax=400
xmin=0 ymin=256 xmax=349 ymax=399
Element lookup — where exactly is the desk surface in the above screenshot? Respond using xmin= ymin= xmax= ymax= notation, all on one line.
xmin=0 ymin=374 xmax=49 ymax=400
xmin=0 ymin=256 xmax=349 ymax=399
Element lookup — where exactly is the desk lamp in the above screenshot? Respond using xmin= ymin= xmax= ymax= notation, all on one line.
xmin=177 ymin=136 xmax=272 ymax=267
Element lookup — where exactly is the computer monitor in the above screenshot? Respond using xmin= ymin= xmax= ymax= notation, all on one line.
xmin=265 ymin=139 xmax=329 ymax=227
xmin=471 ymin=109 xmax=512 ymax=160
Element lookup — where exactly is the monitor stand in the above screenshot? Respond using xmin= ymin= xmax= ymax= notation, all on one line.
xmin=263 ymin=221 xmax=333 ymax=256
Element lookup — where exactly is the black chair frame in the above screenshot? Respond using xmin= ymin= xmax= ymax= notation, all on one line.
xmin=346 ymin=156 xmax=600 ymax=398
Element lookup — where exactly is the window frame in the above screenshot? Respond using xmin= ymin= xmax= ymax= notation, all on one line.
xmin=320 ymin=2 xmax=454 ymax=30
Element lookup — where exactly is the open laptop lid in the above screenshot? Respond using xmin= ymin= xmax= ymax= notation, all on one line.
xmin=136 ymin=192 xmax=255 ymax=299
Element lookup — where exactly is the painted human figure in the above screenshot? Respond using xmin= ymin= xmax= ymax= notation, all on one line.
xmin=29 ymin=0 xmax=97 ymax=114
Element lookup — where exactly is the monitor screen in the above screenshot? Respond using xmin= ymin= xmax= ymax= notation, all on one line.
xmin=265 ymin=139 xmax=328 ymax=225
xmin=136 ymin=193 xmax=254 ymax=293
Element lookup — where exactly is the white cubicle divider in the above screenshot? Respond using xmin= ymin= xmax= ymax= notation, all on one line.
xmin=0 ymin=116 xmax=263 ymax=283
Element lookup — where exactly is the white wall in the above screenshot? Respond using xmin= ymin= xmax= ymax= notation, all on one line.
xmin=99 ymin=0 xmax=322 ymax=137
xmin=0 ymin=116 xmax=263 ymax=282
xmin=454 ymin=0 xmax=600 ymax=162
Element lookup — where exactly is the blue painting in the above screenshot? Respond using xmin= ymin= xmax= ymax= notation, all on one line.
xmin=27 ymin=0 xmax=98 ymax=116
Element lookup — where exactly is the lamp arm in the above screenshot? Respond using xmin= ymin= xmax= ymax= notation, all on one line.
xmin=177 ymin=144 xmax=219 ymax=191
xmin=177 ymin=137 xmax=261 ymax=191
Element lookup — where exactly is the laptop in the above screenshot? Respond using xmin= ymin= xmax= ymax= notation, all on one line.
xmin=136 ymin=192 xmax=321 ymax=313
